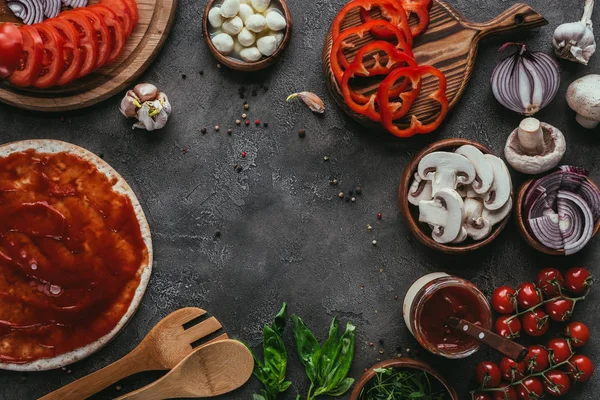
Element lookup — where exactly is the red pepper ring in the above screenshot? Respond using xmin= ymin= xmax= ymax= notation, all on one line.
xmin=331 ymin=19 xmax=413 ymax=84
xmin=402 ymin=1 xmax=431 ymax=37
xmin=358 ymin=4 xmax=403 ymax=40
xmin=378 ymin=65 xmax=448 ymax=138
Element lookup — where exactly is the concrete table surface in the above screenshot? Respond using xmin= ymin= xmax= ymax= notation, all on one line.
xmin=0 ymin=0 xmax=598 ymax=399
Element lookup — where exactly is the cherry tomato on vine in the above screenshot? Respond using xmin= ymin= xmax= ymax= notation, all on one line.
xmin=473 ymin=393 xmax=491 ymax=400
xmin=523 ymin=345 xmax=549 ymax=373
xmin=536 ymin=268 xmax=564 ymax=297
xmin=475 ymin=361 xmax=502 ymax=388
xmin=564 ymin=321 xmax=590 ymax=347
xmin=492 ymin=286 xmax=517 ymax=314
xmin=545 ymin=298 xmax=574 ymax=322
xmin=547 ymin=338 xmax=572 ymax=364
xmin=516 ymin=283 xmax=542 ymax=309
xmin=492 ymin=386 xmax=517 ymax=400
xmin=543 ymin=370 xmax=571 ymax=396
xmin=564 ymin=267 xmax=593 ymax=295
xmin=499 ymin=357 xmax=525 ymax=382
xmin=517 ymin=377 xmax=544 ymax=400
xmin=495 ymin=315 xmax=521 ymax=339
xmin=566 ymin=354 xmax=594 ymax=382
xmin=521 ymin=309 xmax=549 ymax=337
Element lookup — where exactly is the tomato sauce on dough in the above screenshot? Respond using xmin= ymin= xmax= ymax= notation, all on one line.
xmin=0 ymin=150 xmax=147 ymax=363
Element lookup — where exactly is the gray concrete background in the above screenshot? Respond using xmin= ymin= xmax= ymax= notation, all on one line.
xmin=0 ymin=0 xmax=598 ymax=398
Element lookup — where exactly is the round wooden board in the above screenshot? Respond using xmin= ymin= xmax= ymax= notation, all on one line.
xmin=0 ymin=0 xmax=177 ymax=112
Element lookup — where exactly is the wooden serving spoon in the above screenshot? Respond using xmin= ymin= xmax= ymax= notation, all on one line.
xmin=115 ymin=339 xmax=254 ymax=400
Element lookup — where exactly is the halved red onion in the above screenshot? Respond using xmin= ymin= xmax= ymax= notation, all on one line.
xmin=8 ymin=0 xmax=44 ymax=25
xmin=558 ymin=191 xmax=594 ymax=255
xmin=43 ymin=0 xmax=61 ymax=18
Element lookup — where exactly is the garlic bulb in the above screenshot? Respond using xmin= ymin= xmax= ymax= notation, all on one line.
xmin=552 ymin=0 xmax=596 ymax=65
xmin=120 ymin=84 xmax=172 ymax=131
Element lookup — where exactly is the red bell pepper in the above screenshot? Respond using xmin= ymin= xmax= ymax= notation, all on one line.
xmin=402 ymin=0 xmax=432 ymax=37
xmin=0 ymin=23 xmax=24 ymax=79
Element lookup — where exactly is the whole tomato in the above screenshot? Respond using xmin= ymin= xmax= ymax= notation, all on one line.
xmin=536 ymin=268 xmax=564 ymax=297
xmin=0 ymin=23 xmax=24 ymax=78
xmin=566 ymin=354 xmax=594 ymax=382
xmin=523 ymin=345 xmax=549 ymax=373
xmin=475 ymin=361 xmax=502 ymax=388
xmin=543 ymin=370 xmax=571 ymax=396
xmin=564 ymin=267 xmax=593 ymax=295
xmin=473 ymin=393 xmax=492 ymax=400
xmin=495 ymin=315 xmax=521 ymax=339
xmin=547 ymin=338 xmax=572 ymax=364
xmin=544 ymin=298 xmax=574 ymax=322
xmin=564 ymin=321 xmax=590 ymax=347
xmin=517 ymin=377 xmax=544 ymax=400
xmin=491 ymin=385 xmax=518 ymax=400
xmin=516 ymin=283 xmax=542 ymax=309
xmin=521 ymin=309 xmax=549 ymax=337
xmin=499 ymin=356 xmax=525 ymax=382
xmin=492 ymin=286 xmax=517 ymax=314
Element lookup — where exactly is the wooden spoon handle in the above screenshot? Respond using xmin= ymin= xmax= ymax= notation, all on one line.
xmin=468 ymin=3 xmax=548 ymax=39
xmin=114 ymin=371 xmax=183 ymax=400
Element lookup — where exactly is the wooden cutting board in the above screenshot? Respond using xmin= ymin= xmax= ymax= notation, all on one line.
xmin=0 ymin=0 xmax=176 ymax=112
xmin=323 ymin=1 xmax=547 ymax=130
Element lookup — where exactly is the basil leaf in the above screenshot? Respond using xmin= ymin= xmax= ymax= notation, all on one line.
xmin=252 ymin=393 xmax=267 ymax=400
xmin=316 ymin=317 xmax=339 ymax=383
xmin=322 ymin=322 xmax=355 ymax=392
xmin=327 ymin=377 xmax=355 ymax=397
xmin=291 ymin=314 xmax=320 ymax=383
xmin=271 ymin=303 xmax=287 ymax=337
xmin=263 ymin=325 xmax=288 ymax=389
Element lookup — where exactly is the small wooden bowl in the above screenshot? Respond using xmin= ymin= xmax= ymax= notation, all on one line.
xmin=515 ymin=178 xmax=600 ymax=256
xmin=349 ymin=357 xmax=459 ymax=400
xmin=399 ymin=138 xmax=513 ymax=254
xmin=202 ymin=0 xmax=292 ymax=71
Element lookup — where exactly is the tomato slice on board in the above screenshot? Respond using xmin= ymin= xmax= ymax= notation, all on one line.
xmin=0 ymin=23 xmax=24 ymax=79
xmin=45 ymin=18 xmax=82 ymax=86
xmin=100 ymin=0 xmax=135 ymax=36
xmin=31 ymin=23 xmax=65 ymax=88
xmin=88 ymin=5 xmax=126 ymax=64
xmin=121 ymin=0 xmax=139 ymax=33
xmin=8 ymin=26 xmax=44 ymax=87
xmin=58 ymin=11 xmax=99 ymax=77
xmin=75 ymin=8 xmax=111 ymax=69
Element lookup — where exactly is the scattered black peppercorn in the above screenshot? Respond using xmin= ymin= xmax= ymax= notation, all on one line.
xmin=355 ymin=186 xmax=362 ymax=194
xmin=201 ymin=127 xmax=207 ymax=134
xmin=98 ymin=153 xmax=104 ymax=159
xmin=263 ymin=122 xmax=268 ymax=127
xmin=214 ymin=230 xmax=221 ymax=238
xmin=227 ymin=128 xmax=232 ymax=134
xmin=235 ymin=164 xmax=243 ymax=173
xmin=379 ymin=339 xmax=384 ymax=345
xmin=298 ymin=129 xmax=306 ymax=138
xmin=199 ymin=70 xmax=204 ymax=75
xmin=181 ymin=74 xmax=187 ymax=79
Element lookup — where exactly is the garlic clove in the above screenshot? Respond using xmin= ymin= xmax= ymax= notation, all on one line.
xmin=133 ymin=83 xmax=158 ymax=102
xmin=286 ymin=91 xmax=325 ymax=114
xmin=157 ymin=92 xmax=171 ymax=115
xmin=120 ymin=95 xmax=139 ymax=118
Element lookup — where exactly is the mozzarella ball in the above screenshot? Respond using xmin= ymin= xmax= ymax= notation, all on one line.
xmin=265 ymin=10 xmax=286 ymax=31
xmin=273 ymin=31 xmax=284 ymax=46
xmin=238 ymin=27 xmax=256 ymax=46
xmin=208 ymin=7 xmax=223 ymax=28
xmin=222 ymin=16 xmax=243 ymax=35
xmin=240 ymin=47 xmax=262 ymax=62
xmin=245 ymin=14 xmax=266 ymax=32
xmin=257 ymin=35 xmax=277 ymax=56
xmin=220 ymin=0 xmax=240 ymax=18
xmin=251 ymin=0 xmax=270 ymax=12
xmin=240 ymin=0 xmax=251 ymax=3
xmin=234 ymin=40 xmax=244 ymax=55
xmin=212 ymin=33 xmax=234 ymax=54
xmin=238 ymin=3 xmax=254 ymax=22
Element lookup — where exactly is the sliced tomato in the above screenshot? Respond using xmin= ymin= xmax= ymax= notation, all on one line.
xmin=8 ymin=26 xmax=44 ymax=87
xmin=75 ymin=8 xmax=111 ymax=69
xmin=121 ymin=0 xmax=139 ymax=32
xmin=100 ymin=0 xmax=135 ymax=36
xmin=0 ymin=23 xmax=24 ymax=78
xmin=32 ymin=23 xmax=65 ymax=88
xmin=88 ymin=5 xmax=126 ymax=64
xmin=59 ymin=11 xmax=99 ymax=77
xmin=45 ymin=18 xmax=82 ymax=86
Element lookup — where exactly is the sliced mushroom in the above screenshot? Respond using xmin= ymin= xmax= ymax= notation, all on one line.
xmin=452 ymin=227 xmax=468 ymax=244
xmin=483 ymin=154 xmax=511 ymax=211
xmin=418 ymin=152 xmax=476 ymax=195
xmin=408 ymin=173 xmax=433 ymax=206
xmin=462 ymin=198 xmax=492 ymax=240
xmin=483 ymin=197 xmax=513 ymax=226
xmin=418 ymin=188 xmax=465 ymax=244
xmin=455 ymin=145 xmax=494 ymax=194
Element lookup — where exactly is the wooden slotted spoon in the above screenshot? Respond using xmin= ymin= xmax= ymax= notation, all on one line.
xmin=39 ymin=308 xmax=228 ymax=400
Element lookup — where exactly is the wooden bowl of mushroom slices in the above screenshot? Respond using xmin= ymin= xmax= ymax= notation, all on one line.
xmin=399 ymin=138 xmax=514 ymax=255
xmin=202 ymin=0 xmax=292 ymax=72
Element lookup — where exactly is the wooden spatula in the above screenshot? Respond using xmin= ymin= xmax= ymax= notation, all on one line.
xmin=39 ymin=308 xmax=228 ymax=400
xmin=114 ymin=339 xmax=254 ymax=400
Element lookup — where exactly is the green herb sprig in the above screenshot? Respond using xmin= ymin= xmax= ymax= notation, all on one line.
xmin=359 ymin=368 xmax=450 ymax=400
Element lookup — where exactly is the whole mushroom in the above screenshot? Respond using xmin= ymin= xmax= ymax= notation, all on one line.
xmin=567 ymin=74 xmax=600 ymax=128
xmin=119 ymin=83 xmax=172 ymax=131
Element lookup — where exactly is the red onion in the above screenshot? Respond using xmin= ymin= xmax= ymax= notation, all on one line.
xmin=491 ymin=43 xmax=561 ymax=116
xmin=8 ymin=0 xmax=44 ymax=25
xmin=43 ymin=0 xmax=61 ymax=18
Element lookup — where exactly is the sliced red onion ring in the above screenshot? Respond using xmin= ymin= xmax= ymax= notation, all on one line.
xmin=43 ymin=0 xmax=61 ymax=18
xmin=8 ymin=0 xmax=44 ymax=25
xmin=557 ymin=191 xmax=594 ymax=255
xmin=528 ymin=213 xmax=564 ymax=249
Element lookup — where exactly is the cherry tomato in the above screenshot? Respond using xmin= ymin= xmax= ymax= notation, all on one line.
xmin=495 ymin=315 xmax=521 ymax=339
xmin=521 ymin=309 xmax=549 ymax=337
xmin=516 ymin=282 xmax=542 ymax=309
xmin=8 ymin=26 xmax=44 ymax=87
xmin=499 ymin=356 xmax=525 ymax=382
xmin=544 ymin=298 xmax=573 ymax=322
xmin=0 ymin=23 xmax=24 ymax=78
xmin=566 ymin=354 xmax=594 ymax=382
xmin=475 ymin=361 xmax=502 ymax=388
xmin=492 ymin=286 xmax=517 ymax=314
xmin=59 ymin=11 xmax=99 ymax=77
xmin=517 ymin=377 xmax=544 ymax=400
xmin=100 ymin=0 xmax=134 ymax=36
xmin=564 ymin=267 xmax=593 ymax=295
xmin=492 ymin=386 xmax=518 ymax=400
xmin=87 ymin=5 xmax=126 ymax=65
xmin=536 ymin=268 xmax=564 ymax=297
xmin=76 ymin=8 xmax=111 ymax=69
xmin=564 ymin=321 xmax=590 ymax=347
xmin=45 ymin=18 xmax=82 ymax=86
xmin=547 ymin=338 xmax=572 ymax=364
xmin=543 ymin=370 xmax=570 ymax=396
xmin=523 ymin=345 xmax=549 ymax=373
xmin=473 ymin=394 xmax=492 ymax=400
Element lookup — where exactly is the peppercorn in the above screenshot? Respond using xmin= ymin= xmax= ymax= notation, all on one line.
xmin=201 ymin=127 xmax=207 ymax=134
xmin=377 ymin=213 xmax=382 ymax=219
xmin=323 ymin=156 xmax=329 ymax=161
xmin=255 ymin=119 xmax=260 ymax=125
xmin=372 ymin=240 xmax=377 ymax=246
xmin=355 ymin=186 xmax=362 ymax=194
xmin=199 ymin=70 xmax=204 ymax=75
xmin=217 ymin=64 xmax=221 ymax=69
xmin=214 ymin=230 xmax=221 ymax=238
xmin=215 ymin=125 xmax=220 ymax=131
xmin=234 ymin=164 xmax=243 ymax=173
xmin=332 ymin=179 xmax=338 ymax=185
xmin=244 ymin=104 xmax=249 ymax=110
xmin=245 ymin=120 xmax=250 ymax=126
xmin=263 ymin=122 xmax=268 ymax=127
xmin=98 ymin=153 xmax=105 ymax=159
xmin=236 ymin=120 xmax=241 ymax=125
xmin=379 ymin=339 xmax=384 ymax=345
xmin=338 ymin=192 xmax=344 ymax=198
xmin=181 ymin=74 xmax=186 ymax=79
xmin=351 ymin=197 xmax=356 ymax=202
xmin=242 ymin=113 xmax=247 ymax=119
xmin=241 ymin=151 xmax=247 ymax=158
xmin=227 ymin=129 xmax=232 ymax=135
xmin=298 ymin=129 xmax=306 ymax=138
xmin=369 ymin=342 xmax=374 ymax=347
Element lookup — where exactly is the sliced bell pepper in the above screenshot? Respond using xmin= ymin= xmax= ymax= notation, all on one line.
xmin=378 ymin=65 xmax=448 ymax=138
xmin=402 ymin=0 xmax=432 ymax=37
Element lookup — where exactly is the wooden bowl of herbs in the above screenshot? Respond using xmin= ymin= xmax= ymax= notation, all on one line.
xmin=350 ymin=358 xmax=458 ymax=400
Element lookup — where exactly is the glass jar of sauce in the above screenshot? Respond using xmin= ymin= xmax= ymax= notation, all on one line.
xmin=403 ymin=273 xmax=492 ymax=359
